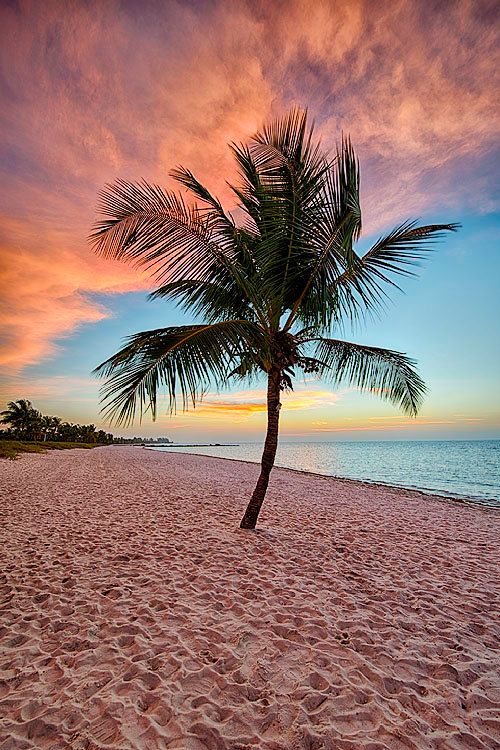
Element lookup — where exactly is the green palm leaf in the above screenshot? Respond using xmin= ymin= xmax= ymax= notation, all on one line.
xmin=312 ymin=337 xmax=426 ymax=416
xmin=331 ymin=220 xmax=460 ymax=322
xmin=90 ymin=179 xmax=230 ymax=282
xmin=149 ymin=279 xmax=256 ymax=323
xmin=94 ymin=320 xmax=265 ymax=425
xmin=89 ymin=178 xmax=269 ymax=323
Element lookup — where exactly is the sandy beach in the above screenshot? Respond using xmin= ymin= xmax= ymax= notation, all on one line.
xmin=0 ymin=446 xmax=498 ymax=750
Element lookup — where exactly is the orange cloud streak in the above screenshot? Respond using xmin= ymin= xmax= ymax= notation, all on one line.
xmin=0 ymin=216 xmax=147 ymax=370
xmin=163 ymin=388 xmax=341 ymax=420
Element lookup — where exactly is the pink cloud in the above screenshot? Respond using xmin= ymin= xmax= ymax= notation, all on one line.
xmin=0 ymin=213 xmax=148 ymax=371
xmin=263 ymin=0 xmax=499 ymax=230
xmin=0 ymin=0 xmax=497 ymax=373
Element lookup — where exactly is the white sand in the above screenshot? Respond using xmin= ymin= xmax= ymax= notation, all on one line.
xmin=0 ymin=446 xmax=499 ymax=749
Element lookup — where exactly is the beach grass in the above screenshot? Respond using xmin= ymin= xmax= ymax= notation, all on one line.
xmin=0 ymin=440 xmax=98 ymax=460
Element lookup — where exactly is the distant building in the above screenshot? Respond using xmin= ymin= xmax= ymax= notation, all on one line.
xmin=112 ymin=436 xmax=173 ymax=444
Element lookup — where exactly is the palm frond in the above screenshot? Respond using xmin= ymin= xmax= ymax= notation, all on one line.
xmin=312 ymin=337 xmax=426 ymax=416
xmin=169 ymin=166 xmax=262 ymax=287
xmin=90 ymin=178 xmax=235 ymax=284
xmin=169 ymin=166 xmax=228 ymax=214
xmin=229 ymin=112 xmax=334 ymax=321
xmin=94 ymin=321 xmax=264 ymax=425
xmin=252 ymin=107 xmax=315 ymax=164
xmin=331 ymin=221 xmax=460 ymax=322
xmin=149 ymin=279 xmax=256 ymax=322
xmin=330 ymin=135 xmax=362 ymax=243
xmin=89 ymin=178 xmax=270 ymax=321
xmin=280 ymin=137 xmax=361 ymax=330
xmin=359 ymin=220 xmax=459 ymax=277
xmin=169 ymin=166 xmax=240 ymax=250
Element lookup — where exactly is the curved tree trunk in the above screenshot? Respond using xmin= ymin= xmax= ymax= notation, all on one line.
xmin=240 ymin=367 xmax=281 ymax=529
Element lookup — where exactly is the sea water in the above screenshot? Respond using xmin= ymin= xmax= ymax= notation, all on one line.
xmin=150 ymin=440 xmax=500 ymax=507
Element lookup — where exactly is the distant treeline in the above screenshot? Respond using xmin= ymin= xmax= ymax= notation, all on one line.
xmin=0 ymin=399 xmax=113 ymax=444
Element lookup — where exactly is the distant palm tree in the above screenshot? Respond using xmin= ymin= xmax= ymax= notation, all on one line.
xmin=79 ymin=424 xmax=98 ymax=443
xmin=90 ymin=109 xmax=458 ymax=529
xmin=40 ymin=415 xmax=52 ymax=442
xmin=0 ymin=399 xmax=41 ymax=440
xmin=40 ymin=415 xmax=62 ymax=441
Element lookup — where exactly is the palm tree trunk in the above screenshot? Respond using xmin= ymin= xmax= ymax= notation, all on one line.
xmin=240 ymin=367 xmax=281 ymax=529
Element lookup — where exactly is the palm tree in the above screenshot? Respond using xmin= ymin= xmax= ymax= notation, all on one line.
xmin=58 ymin=422 xmax=77 ymax=442
xmin=79 ymin=424 xmax=98 ymax=443
xmin=90 ymin=109 xmax=458 ymax=530
xmin=0 ymin=399 xmax=41 ymax=440
xmin=40 ymin=415 xmax=61 ymax=441
xmin=40 ymin=415 xmax=52 ymax=442
xmin=50 ymin=416 xmax=62 ymax=438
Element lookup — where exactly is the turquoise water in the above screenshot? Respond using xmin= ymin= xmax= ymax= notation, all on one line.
xmin=149 ymin=440 xmax=500 ymax=507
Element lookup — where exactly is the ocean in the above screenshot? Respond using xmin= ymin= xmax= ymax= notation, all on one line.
xmin=149 ymin=440 xmax=500 ymax=507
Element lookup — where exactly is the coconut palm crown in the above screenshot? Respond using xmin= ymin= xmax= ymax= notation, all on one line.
xmin=90 ymin=109 xmax=458 ymax=529
xmin=0 ymin=399 xmax=41 ymax=439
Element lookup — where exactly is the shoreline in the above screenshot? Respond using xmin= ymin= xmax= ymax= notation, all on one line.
xmin=1 ymin=446 xmax=499 ymax=749
xmin=144 ymin=446 xmax=498 ymax=511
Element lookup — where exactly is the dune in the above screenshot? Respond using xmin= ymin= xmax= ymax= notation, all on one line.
xmin=0 ymin=446 xmax=498 ymax=749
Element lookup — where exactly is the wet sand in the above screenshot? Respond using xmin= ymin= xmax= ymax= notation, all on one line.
xmin=0 ymin=446 xmax=498 ymax=749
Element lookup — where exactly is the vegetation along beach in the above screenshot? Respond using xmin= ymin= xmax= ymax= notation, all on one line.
xmin=1 ymin=1 xmax=499 ymax=749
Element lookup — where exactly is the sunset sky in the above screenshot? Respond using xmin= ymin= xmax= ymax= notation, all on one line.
xmin=1 ymin=0 xmax=499 ymax=441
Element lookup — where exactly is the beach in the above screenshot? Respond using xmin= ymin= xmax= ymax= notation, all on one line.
xmin=0 ymin=446 xmax=498 ymax=750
